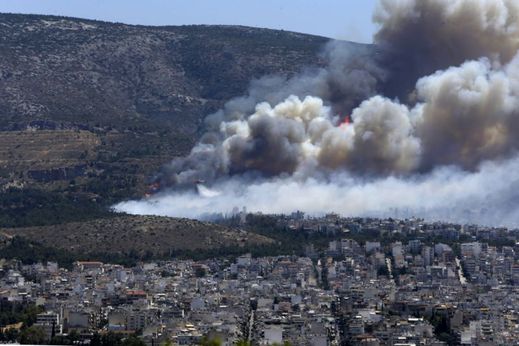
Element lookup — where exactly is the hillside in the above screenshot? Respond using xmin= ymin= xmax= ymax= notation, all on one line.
xmin=0 ymin=14 xmax=328 ymax=131
xmin=0 ymin=13 xmax=334 ymax=226
xmin=1 ymin=215 xmax=274 ymax=262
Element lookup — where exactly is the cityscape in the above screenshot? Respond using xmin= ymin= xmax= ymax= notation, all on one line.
xmin=2 ymin=214 xmax=519 ymax=345
xmin=3 ymin=0 xmax=519 ymax=345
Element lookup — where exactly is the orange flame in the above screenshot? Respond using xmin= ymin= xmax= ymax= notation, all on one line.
xmin=340 ymin=115 xmax=351 ymax=128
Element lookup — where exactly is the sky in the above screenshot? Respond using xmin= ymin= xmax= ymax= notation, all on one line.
xmin=0 ymin=0 xmax=379 ymax=43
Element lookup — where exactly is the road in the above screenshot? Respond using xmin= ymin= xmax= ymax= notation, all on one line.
xmin=247 ymin=309 xmax=255 ymax=342
xmin=386 ymin=257 xmax=396 ymax=285
xmin=455 ymin=257 xmax=467 ymax=285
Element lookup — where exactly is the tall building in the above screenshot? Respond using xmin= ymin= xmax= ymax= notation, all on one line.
xmin=36 ymin=311 xmax=61 ymax=341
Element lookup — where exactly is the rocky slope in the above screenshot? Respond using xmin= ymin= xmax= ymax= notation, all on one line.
xmin=0 ymin=13 xmax=334 ymax=226
xmin=0 ymin=14 xmax=328 ymax=132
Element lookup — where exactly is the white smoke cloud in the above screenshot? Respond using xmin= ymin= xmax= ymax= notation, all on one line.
xmin=115 ymin=0 xmax=519 ymax=227
xmin=341 ymin=96 xmax=421 ymax=173
xmin=415 ymin=56 xmax=519 ymax=169
xmin=114 ymin=155 xmax=519 ymax=227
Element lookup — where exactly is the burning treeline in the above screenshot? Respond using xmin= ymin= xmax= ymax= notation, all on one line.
xmin=156 ymin=0 xmax=519 ymax=189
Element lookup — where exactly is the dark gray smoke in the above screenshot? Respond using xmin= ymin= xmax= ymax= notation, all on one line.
xmin=375 ymin=0 xmax=519 ymax=100
xmin=159 ymin=41 xmax=388 ymax=186
xmin=116 ymin=0 xmax=519 ymax=227
xmin=205 ymin=41 xmax=384 ymax=132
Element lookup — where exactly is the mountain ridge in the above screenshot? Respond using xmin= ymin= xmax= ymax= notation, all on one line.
xmin=0 ymin=13 xmax=367 ymax=228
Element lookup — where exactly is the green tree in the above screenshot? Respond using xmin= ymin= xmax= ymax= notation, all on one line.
xmin=377 ymin=265 xmax=389 ymax=277
xmin=101 ymin=332 xmax=123 ymax=346
xmin=5 ymin=328 xmax=20 ymax=342
xmin=19 ymin=325 xmax=46 ymax=344
xmin=200 ymin=336 xmax=222 ymax=346
xmin=121 ymin=335 xmax=146 ymax=346
xmin=90 ymin=333 xmax=102 ymax=346
xmin=195 ymin=266 xmax=206 ymax=278
xmin=160 ymin=339 xmax=173 ymax=346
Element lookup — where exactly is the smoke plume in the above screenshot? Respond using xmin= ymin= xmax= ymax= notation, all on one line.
xmin=375 ymin=0 xmax=519 ymax=99
xmin=116 ymin=156 xmax=519 ymax=227
xmin=115 ymin=0 xmax=519 ymax=227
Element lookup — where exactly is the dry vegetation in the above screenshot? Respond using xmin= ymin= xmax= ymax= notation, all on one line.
xmin=0 ymin=130 xmax=99 ymax=170
xmin=3 ymin=215 xmax=273 ymax=255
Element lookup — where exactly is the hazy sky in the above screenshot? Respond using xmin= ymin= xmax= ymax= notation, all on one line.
xmin=0 ymin=0 xmax=379 ymax=43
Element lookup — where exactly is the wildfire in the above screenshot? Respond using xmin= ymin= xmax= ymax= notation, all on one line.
xmin=340 ymin=115 xmax=351 ymax=128
xmin=145 ymin=181 xmax=161 ymax=198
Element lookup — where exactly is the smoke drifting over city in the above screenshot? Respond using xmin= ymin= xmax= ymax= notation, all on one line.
xmin=115 ymin=0 xmax=519 ymax=227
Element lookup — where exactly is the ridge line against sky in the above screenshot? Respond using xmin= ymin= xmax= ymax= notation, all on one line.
xmin=0 ymin=0 xmax=378 ymax=43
